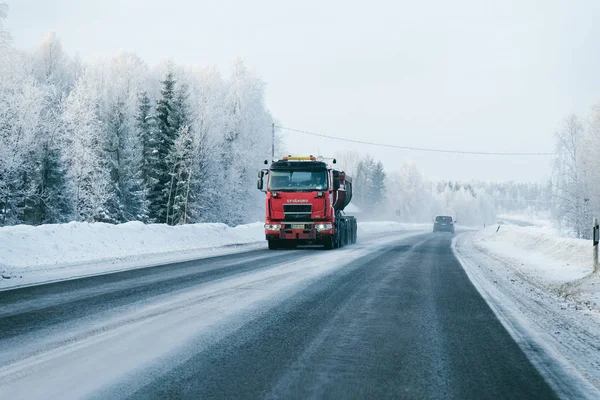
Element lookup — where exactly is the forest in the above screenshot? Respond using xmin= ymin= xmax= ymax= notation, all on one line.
xmin=0 ymin=5 xmax=273 ymax=227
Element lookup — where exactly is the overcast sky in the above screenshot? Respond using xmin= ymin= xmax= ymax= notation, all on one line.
xmin=5 ymin=0 xmax=600 ymax=182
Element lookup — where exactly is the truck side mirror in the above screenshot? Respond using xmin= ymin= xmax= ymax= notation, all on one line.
xmin=257 ymin=178 xmax=264 ymax=191
xmin=333 ymin=179 xmax=340 ymax=191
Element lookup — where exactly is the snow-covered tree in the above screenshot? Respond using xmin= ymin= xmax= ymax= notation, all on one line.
xmin=135 ymin=91 xmax=157 ymax=221
xmin=551 ymin=114 xmax=589 ymax=238
xmin=165 ymin=125 xmax=193 ymax=225
xmin=216 ymin=58 xmax=272 ymax=225
xmin=62 ymin=73 xmax=112 ymax=222
xmin=148 ymin=71 xmax=177 ymax=223
xmin=0 ymin=21 xmax=276 ymax=227
xmin=368 ymin=160 xmax=386 ymax=208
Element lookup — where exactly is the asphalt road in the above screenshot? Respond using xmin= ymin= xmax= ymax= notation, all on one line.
xmin=0 ymin=232 xmax=558 ymax=399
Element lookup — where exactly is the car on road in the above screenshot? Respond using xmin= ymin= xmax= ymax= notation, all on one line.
xmin=433 ymin=215 xmax=455 ymax=233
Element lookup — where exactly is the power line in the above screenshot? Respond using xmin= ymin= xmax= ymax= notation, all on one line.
xmin=275 ymin=126 xmax=555 ymax=156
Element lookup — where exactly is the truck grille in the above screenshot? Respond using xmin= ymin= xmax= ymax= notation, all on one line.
xmin=283 ymin=204 xmax=312 ymax=213
xmin=283 ymin=204 xmax=312 ymax=220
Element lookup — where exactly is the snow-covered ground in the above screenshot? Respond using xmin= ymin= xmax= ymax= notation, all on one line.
xmin=0 ymin=220 xmax=428 ymax=290
xmin=455 ymin=221 xmax=600 ymax=396
xmin=472 ymin=223 xmax=600 ymax=308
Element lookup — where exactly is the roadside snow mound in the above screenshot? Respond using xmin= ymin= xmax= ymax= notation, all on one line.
xmin=0 ymin=220 xmax=425 ymax=289
xmin=0 ymin=222 xmax=264 ymax=270
xmin=474 ymin=224 xmax=592 ymax=286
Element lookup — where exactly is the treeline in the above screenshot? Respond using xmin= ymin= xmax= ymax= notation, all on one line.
xmin=335 ymin=152 xmax=498 ymax=226
xmin=452 ymin=181 xmax=553 ymax=217
xmin=551 ymin=108 xmax=600 ymax=238
xmin=0 ymin=6 xmax=273 ymax=227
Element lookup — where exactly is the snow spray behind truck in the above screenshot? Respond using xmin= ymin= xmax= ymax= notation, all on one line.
xmin=257 ymin=155 xmax=357 ymax=250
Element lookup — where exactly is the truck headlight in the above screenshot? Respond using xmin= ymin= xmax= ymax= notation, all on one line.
xmin=315 ymin=223 xmax=333 ymax=231
xmin=265 ymin=224 xmax=281 ymax=231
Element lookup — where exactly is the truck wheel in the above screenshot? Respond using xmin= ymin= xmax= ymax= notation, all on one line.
xmin=268 ymin=241 xmax=279 ymax=250
xmin=324 ymin=236 xmax=334 ymax=250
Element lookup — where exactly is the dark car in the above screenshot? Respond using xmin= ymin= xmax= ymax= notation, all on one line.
xmin=433 ymin=215 xmax=455 ymax=233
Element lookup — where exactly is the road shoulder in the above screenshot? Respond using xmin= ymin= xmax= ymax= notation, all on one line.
xmin=453 ymin=231 xmax=600 ymax=399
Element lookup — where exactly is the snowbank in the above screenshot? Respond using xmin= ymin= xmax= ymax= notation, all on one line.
xmin=0 ymin=222 xmax=265 ymax=289
xmin=472 ymin=224 xmax=600 ymax=310
xmin=474 ymin=224 xmax=592 ymax=285
xmin=0 ymin=221 xmax=264 ymax=270
xmin=0 ymin=220 xmax=424 ymax=289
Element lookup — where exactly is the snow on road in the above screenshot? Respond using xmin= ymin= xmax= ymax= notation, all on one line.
xmin=454 ymin=227 xmax=600 ymax=397
xmin=0 ymin=231 xmax=423 ymax=400
xmin=0 ymin=221 xmax=427 ymax=290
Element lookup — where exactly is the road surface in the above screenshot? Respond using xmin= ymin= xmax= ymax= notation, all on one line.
xmin=0 ymin=231 xmax=558 ymax=399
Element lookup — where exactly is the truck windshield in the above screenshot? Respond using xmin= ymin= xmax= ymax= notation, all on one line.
xmin=268 ymin=170 xmax=328 ymax=191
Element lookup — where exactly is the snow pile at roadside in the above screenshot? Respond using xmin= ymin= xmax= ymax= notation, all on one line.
xmin=472 ymin=224 xmax=600 ymax=310
xmin=474 ymin=224 xmax=592 ymax=285
xmin=0 ymin=221 xmax=264 ymax=271
xmin=0 ymin=220 xmax=422 ymax=289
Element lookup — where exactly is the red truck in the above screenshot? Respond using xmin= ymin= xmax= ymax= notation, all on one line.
xmin=257 ymin=155 xmax=357 ymax=250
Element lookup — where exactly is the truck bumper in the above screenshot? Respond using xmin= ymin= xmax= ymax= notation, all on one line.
xmin=265 ymin=223 xmax=333 ymax=242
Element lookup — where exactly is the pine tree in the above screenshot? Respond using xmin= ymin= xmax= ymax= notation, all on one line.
xmin=103 ymin=98 xmax=127 ymax=223
xmin=163 ymin=82 xmax=193 ymax=225
xmin=369 ymin=160 xmax=387 ymax=207
xmin=135 ymin=91 xmax=156 ymax=222
xmin=22 ymin=101 xmax=73 ymax=225
xmin=165 ymin=125 xmax=193 ymax=225
xmin=148 ymin=71 xmax=177 ymax=223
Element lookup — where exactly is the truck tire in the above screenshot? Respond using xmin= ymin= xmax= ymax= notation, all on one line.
xmin=324 ymin=236 xmax=334 ymax=250
xmin=268 ymin=241 xmax=279 ymax=250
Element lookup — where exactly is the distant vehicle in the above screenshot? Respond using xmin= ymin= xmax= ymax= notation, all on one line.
xmin=433 ymin=215 xmax=455 ymax=234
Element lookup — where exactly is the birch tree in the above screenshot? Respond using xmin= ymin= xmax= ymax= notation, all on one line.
xmin=551 ymin=115 xmax=589 ymax=238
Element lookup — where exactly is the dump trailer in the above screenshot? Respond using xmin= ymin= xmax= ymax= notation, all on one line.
xmin=257 ymin=155 xmax=357 ymax=250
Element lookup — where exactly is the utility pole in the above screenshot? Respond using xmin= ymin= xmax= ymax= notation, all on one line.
xmin=594 ymin=217 xmax=599 ymax=274
xmin=271 ymin=122 xmax=275 ymax=159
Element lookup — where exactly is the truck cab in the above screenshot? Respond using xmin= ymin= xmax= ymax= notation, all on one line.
xmin=258 ymin=156 xmax=357 ymax=250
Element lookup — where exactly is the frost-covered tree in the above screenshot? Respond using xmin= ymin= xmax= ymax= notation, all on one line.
xmin=0 ymin=24 xmax=46 ymax=225
xmin=551 ymin=114 xmax=589 ymax=238
xmin=165 ymin=125 xmax=193 ymax=225
xmin=368 ymin=160 xmax=386 ymax=208
xmin=0 ymin=20 xmax=276 ymax=227
xmin=21 ymin=88 xmax=72 ymax=225
xmin=216 ymin=58 xmax=272 ymax=225
xmin=62 ymin=73 xmax=112 ymax=222
xmin=184 ymin=66 xmax=226 ymax=222
xmin=136 ymin=91 xmax=157 ymax=221
xmin=32 ymin=32 xmax=77 ymax=92
xmin=148 ymin=71 xmax=177 ymax=223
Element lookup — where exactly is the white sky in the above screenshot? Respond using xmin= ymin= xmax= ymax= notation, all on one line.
xmin=6 ymin=0 xmax=600 ymax=182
